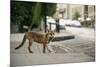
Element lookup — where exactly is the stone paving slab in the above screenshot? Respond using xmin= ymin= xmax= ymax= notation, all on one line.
xmin=10 ymin=37 xmax=95 ymax=67
xmin=11 ymin=53 xmax=94 ymax=67
xmin=10 ymin=28 xmax=95 ymax=67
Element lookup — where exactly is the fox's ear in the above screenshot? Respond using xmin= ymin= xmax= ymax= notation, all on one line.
xmin=47 ymin=29 xmax=50 ymax=33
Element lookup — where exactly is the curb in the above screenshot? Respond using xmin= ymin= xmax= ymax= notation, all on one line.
xmin=52 ymin=35 xmax=75 ymax=42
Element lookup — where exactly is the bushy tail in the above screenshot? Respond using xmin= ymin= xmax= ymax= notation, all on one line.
xmin=15 ymin=35 xmax=26 ymax=50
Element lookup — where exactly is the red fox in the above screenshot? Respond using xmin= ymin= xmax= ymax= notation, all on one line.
xmin=15 ymin=30 xmax=55 ymax=53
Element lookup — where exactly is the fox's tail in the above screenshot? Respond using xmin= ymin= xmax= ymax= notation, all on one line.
xmin=15 ymin=35 xmax=26 ymax=50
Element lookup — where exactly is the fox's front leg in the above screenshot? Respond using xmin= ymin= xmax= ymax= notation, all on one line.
xmin=28 ymin=39 xmax=33 ymax=53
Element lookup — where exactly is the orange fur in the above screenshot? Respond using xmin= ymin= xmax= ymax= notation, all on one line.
xmin=15 ymin=30 xmax=55 ymax=53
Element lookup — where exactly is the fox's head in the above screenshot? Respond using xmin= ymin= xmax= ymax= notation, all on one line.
xmin=46 ymin=30 xmax=55 ymax=38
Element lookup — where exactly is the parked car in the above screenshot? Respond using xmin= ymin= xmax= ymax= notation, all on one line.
xmin=59 ymin=19 xmax=66 ymax=29
xmin=66 ymin=20 xmax=81 ymax=27
xmin=47 ymin=16 xmax=82 ymax=31
xmin=47 ymin=16 xmax=56 ymax=30
xmin=47 ymin=17 xmax=66 ymax=30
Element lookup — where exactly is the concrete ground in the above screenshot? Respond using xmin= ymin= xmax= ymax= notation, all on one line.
xmin=10 ymin=27 xmax=95 ymax=67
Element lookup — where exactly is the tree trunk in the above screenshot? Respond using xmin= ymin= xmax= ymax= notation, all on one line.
xmin=44 ymin=16 xmax=47 ymax=32
xmin=43 ymin=4 xmax=47 ymax=33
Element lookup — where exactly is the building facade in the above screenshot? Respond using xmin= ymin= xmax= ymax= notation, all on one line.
xmin=56 ymin=3 xmax=95 ymax=21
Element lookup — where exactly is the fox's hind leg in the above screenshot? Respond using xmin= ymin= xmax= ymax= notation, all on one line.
xmin=28 ymin=39 xmax=33 ymax=53
xmin=43 ymin=44 xmax=47 ymax=53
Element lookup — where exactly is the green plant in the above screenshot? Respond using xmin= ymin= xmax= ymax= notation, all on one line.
xmin=81 ymin=20 xmax=95 ymax=28
xmin=11 ymin=1 xmax=56 ymax=32
xmin=73 ymin=11 xmax=81 ymax=20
